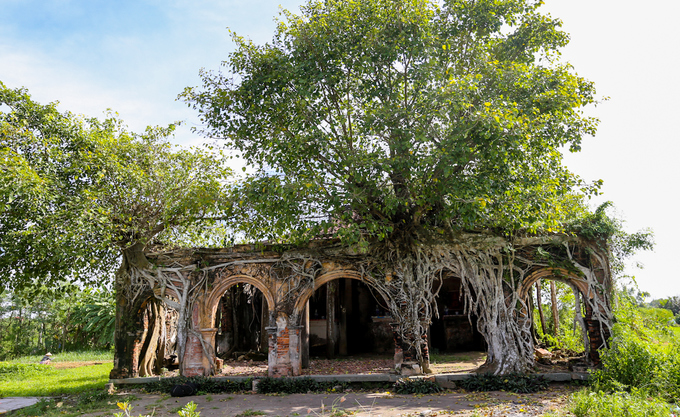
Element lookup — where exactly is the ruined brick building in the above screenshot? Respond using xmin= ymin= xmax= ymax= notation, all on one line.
xmin=110 ymin=233 xmax=612 ymax=379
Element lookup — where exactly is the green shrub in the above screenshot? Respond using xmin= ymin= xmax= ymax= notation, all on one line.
xmin=570 ymin=390 xmax=671 ymax=417
xmin=144 ymin=376 xmax=251 ymax=394
xmin=590 ymin=325 xmax=680 ymax=403
xmin=393 ymin=378 xmax=442 ymax=394
xmin=592 ymin=328 xmax=662 ymax=392
xmin=457 ymin=373 xmax=548 ymax=393
xmin=658 ymin=344 xmax=680 ymax=403
xmin=177 ymin=401 xmax=201 ymax=417
xmin=255 ymin=377 xmax=347 ymax=394
xmin=638 ymin=307 xmax=676 ymax=329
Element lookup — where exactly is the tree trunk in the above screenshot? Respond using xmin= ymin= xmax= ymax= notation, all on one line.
xmin=479 ymin=300 xmax=533 ymax=375
xmin=110 ymin=242 xmax=151 ymax=379
xmin=339 ymin=279 xmax=349 ymax=356
xmin=111 ymin=283 xmax=142 ymax=379
xmin=550 ymin=281 xmax=559 ymax=338
xmin=527 ymin=290 xmax=539 ymax=345
xmin=572 ymin=286 xmax=589 ymax=354
xmin=232 ymin=288 xmax=240 ymax=352
xmin=301 ymin=301 xmax=310 ymax=368
xmin=536 ymin=281 xmax=547 ymax=337
xmin=217 ymin=292 xmax=235 ymax=357
xmin=139 ymin=300 xmax=162 ymax=377
xmin=326 ymin=281 xmax=336 ymax=359
xmin=258 ymin=293 xmax=269 ymax=353
xmin=155 ymin=304 xmax=166 ymax=374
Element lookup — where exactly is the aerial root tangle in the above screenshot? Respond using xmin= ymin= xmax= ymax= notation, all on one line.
xmin=563 ymin=242 xmax=613 ymax=351
xmin=120 ymin=241 xmax=612 ymax=376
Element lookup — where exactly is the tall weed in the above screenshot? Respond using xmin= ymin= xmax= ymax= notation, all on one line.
xmin=591 ymin=326 xmax=662 ymax=392
xmin=589 ymin=294 xmax=680 ymax=403
xmin=570 ymin=390 xmax=671 ymax=417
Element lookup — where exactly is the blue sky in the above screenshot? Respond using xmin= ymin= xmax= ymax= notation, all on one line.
xmin=1 ymin=0 xmax=678 ymax=298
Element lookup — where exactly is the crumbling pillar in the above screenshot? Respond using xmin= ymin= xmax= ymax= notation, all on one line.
xmin=289 ymin=324 xmax=303 ymax=376
xmin=391 ymin=323 xmax=429 ymax=375
xmin=269 ymin=313 xmax=299 ymax=377
xmin=583 ymin=303 xmax=610 ymax=366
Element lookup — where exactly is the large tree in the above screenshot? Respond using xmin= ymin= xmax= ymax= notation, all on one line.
xmin=1 ymin=82 xmax=230 ymax=292
xmin=185 ymin=0 xmax=601 ymax=373
xmin=1 ymin=82 xmax=232 ymax=374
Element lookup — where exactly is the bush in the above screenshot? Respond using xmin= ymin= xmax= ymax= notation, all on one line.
xmin=658 ymin=344 xmax=680 ymax=403
xmin=638 ymin=307 xmax=676 ymax=329
xmin=145 ymin=376 xmax=251 ymax=394
xmin=457 ymin=373 xmax=548 ymax=393
xmin=570 ymin=390 xmax=671 ymax=417
xmin=592 ymin=329 xmax=662 ymax=392
xmin=255 ymin=377 xmax=347 ymax=394
xmin=393 ymin=378 xmax=442 ymax=394
xmin=589 ymin=324 xmax=680 ymax=403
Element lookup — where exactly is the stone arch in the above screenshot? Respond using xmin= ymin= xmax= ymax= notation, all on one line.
xmin=292 ymin=270 xmax=389 ymax=318
xmin=519 ymin=267 xmax=608 ymax=364
xmin=519 ymin=268 xmax=589 ymax=301
xmin=206 ymin=274 xmax=275 ymax=327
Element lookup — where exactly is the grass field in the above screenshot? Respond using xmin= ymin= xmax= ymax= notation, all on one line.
xmin=0 ymin=362 xmax=113 ymax=397
xmin=5 ymin=349 xmax=113 ymax=364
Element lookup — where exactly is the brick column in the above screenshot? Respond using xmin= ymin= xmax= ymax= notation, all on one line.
xmin=181 ymin=328 xmax=218 ymax=377
xmin=392 ymin=326 xmax=402 ymax=370
xmin=182 ymin=332 xmax=206 ymax=376
xmin=269 ymin=314 xmax=295 ymax=377
xmin=583 ymin=303 xmax=610 ymax=366
xmin=182 ymin=294 xmax=218 ymax=377
xmin=201 ymin=328 xmax=218 ymax=373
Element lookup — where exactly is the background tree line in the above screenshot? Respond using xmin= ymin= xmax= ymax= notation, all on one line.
xmin=0 ymin=286 xmax=114 ymax=360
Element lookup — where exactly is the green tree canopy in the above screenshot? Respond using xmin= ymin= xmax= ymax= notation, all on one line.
xmin=184 ymin=0 xmax=601 ymax=245
xmin=0 ymin=82 xmax=232 ymax=295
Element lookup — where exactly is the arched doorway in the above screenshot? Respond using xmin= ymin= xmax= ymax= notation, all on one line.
xmin=306 ymin=278 xmax=394 ymax=358
xmin=205 ymin=275 xmax=276 ymax=376
xmin=427 ymin=275 xmax=487 ymax=373
xmin=520 ymin=268 xmax=606 ymax=366
xmin=293 ymin=271 xmax=395 ymax=374
xmin=429 ymin=276 xmax=485 ymax=353
xmin=214 ymin=283 xmax=269 ymax=358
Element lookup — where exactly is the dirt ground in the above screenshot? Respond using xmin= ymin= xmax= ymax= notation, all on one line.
xmin=52 ymin=353 xmax=577 ymax=416
xmin=89 ymin=384 xmax=576 ymax=417
xmin=193 ymin=352 xmax=488 ymax=378
xmin=51 ymin=361 xmax=113 ymax=369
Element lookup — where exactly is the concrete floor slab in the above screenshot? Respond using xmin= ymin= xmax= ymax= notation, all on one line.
xmin=0 ymin=397 xmax=40 ymax=414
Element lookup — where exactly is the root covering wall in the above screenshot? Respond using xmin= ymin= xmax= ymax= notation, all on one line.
xmin=110 ymin=233 xmax=612 ymax=378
